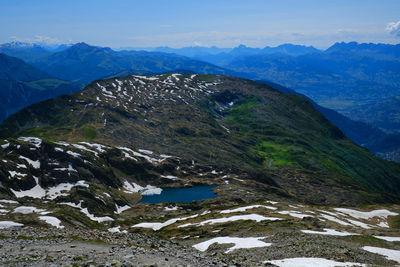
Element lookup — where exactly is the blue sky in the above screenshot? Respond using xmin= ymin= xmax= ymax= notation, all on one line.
xmin=1 ymin=0 xmax=399 ymax=48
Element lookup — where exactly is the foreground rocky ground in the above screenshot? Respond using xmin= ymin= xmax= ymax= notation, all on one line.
xmin=1 ymin=189 xmax=400 ymax=266
xmin=0 ymin=227 xmax=231 ymax=266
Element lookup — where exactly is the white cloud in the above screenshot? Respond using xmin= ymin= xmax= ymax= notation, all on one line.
xmin=386 ymin=20 xmax=400 ymax=37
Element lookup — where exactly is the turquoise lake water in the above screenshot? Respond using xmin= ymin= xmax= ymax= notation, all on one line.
xmin=140 ymin=185 xmax=217 ymax=203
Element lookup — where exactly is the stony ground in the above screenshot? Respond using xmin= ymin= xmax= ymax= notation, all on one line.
xmin=1 ymin=183 xmax=400 ymax=266
xmin=0 ymin=227 xmax=231 ymax=266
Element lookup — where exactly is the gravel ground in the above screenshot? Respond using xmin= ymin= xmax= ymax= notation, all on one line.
xmin=0 ymin=227 xmax=231 ymax=266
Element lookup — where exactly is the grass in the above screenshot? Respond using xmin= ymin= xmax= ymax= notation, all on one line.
xmin=255 ymin=142 xmax=298 ymax=167
xmin=25 ymin=79 xmax=71 ymax=91
xmin=82 ymin=125 xmax=97 ymax=140
xmin=388 ymin=215 xmax=400 ymax=228
xmin=341 ymin=235 xmax=394 ymax=249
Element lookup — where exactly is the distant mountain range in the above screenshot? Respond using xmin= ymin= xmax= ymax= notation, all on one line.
xmin=0 ymin=53 xmax=79 ymax=122
xmin=1 ymin=42 xmax=240 ymax=84
xmin=122 ymin=43 xmax=321 ymax=59
xmin=217 ymin=43 xmax=400 ymax=110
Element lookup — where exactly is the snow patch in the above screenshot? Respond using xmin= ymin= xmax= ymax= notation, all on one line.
xmin=362 ymin=246 xmax=400 ymax=263
xmin=132 ymin=214 xmax=198 ymax=231
xmin=373 ymin=236 xmax=400 ymax=242
xmin=11 ymin=176 xmax=46 ymax=199
xmin=19 ymin=155 xmax=40 ymax=169
xmin=13 ymin=206 xmax=48 ymax=214
xmin=108 ymin=226 xmax=127 ymax=234
xmin=0 ymin=221 xmax=24 ymax=229
xmin=39 ymin=216 xmax=64 ymax=228
xmin=334 ymin=208 xmax=398 ymax=220
xmin=220 ymin=205 xmax=277 ymax=214
xmin=193 ymin=236 xmax=271 ymax=253
xmin=264 ymin=257 xmax=366 ymax=267
xmin=122 ymin=181 xmax=162 ymax=196
xmin=178 ymin=214 xmax=281 ymax=228
xmin=115 ymin=204 xmax=131 ymax=214
xmin=301 ymin=228 xmax=358 ymax=236
xmin=17 ymin=137 xmax=42 ymax=148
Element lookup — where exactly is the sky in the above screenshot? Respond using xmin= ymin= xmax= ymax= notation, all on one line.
xmin=0 ymin=0 xmax=400 ymax=49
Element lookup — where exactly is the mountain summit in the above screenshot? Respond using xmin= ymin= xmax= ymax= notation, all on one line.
xmin=1 ymin=73 xmax=399 ymax=205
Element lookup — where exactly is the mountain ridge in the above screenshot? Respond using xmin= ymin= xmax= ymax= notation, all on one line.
xmin=1 ymin=73 xmax=399 ymax=204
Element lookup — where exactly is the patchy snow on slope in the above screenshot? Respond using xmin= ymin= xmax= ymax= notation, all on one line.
xmin=46 ymin=180 xmax=89 ymax=200
xmin=138 ymin=149 xmax=153 ymax=155
xmin=301 ymin=228 xmax=358 ymax=236
xmin=378 ymin=221 xmax=390 ymax=228
xmin=80 ymin=208 xmax=114 ymax=223
xmin=66 ymin=150 xmax=81 ymax=158
xmin=220 ymin=205 xmax=277 ymax=214
xmin=347 ymin=218 xmax=373 ymax=229
xmin=108 ymin=226 xmax=127 ymax=234
xmin=78 ymin=142 xmax=109 ymax=153
xmin=59 ymin=201 xmax=113 ymax=222
xmin=178 ymin=214 xmax=281 ymax=228
xmin=122 ymin=181 xmax=162 ymax=196
xmin=334 ymin=208 xmax=398 ymax=220
xmin=164 ymin=206 xmax=179 ymax=211
xmin=8 ymin=171 xmax=27 ymax=179
xmin=193 ymin=236 xmax=271 ymax=253
xmin=373 ymin=236 xmax=400 ymax=242
xmin=19 ymin=155 xmax=40 ymax=169
xmin=1 ymin=142 xmax=9 ymax=149
xmin=54 ymin=163 xmax=77 ymax=172
xmin=0 ymin=200 xmax=18 ymax=204
xmin=11 ymin=176 xmax=46 ymax=199
xmin=13 ymin=206 xmax=48 ymax=214
xmin=160 ymin=175 xmax=178 ymax=180
xmin=132 ymin=214 xmax=199 ymax=231
xmin=264 ymin=257 xmax=366 ymax=267
xmin=72 ymin=144 xmax=99 ymax=157
xmin=39 ymin=216 xmax=64 ymax=229
xmin=0 ymin=221 xmax=24 ymax=229
xmin=362 ymin=246 xmax=400 ymax=263
xmin=17 ymin=137 xmax=42 ymax=148
xmin=115 ymin=204 xmax=131 ymax=214
xmin=319 ymin=213 xmax=352 ymax=226
xmin=0 ymin=209 xmax=8 ymax=214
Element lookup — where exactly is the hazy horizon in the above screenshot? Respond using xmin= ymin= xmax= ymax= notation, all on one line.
xmin=1 ymin=0 xmax=400 ymax=49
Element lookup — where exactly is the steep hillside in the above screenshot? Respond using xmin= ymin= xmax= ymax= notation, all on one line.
xmin=261 ymin=80 xmax=400 ymax=162
xmin=0 ymin=53 xmax=80 ymax=122
xmin=0 ymin=53 xmax=49 ymax=81
xmin=1 ymin=74 xmax=399 ymax=204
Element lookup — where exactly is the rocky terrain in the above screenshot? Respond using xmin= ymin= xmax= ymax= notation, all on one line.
xmin=0 ymin=73 xmax=399 ymax=266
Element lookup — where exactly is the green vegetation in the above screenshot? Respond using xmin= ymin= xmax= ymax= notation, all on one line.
xmin=25 ymin=79 xmax=71 ymax=91
xmin=82 ymin=125 xmax=97 ymax=140
xmin=1 ymin=74 xmax=399 ymax=204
